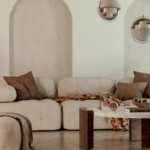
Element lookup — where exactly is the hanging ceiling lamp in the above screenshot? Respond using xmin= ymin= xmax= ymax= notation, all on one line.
xmin=97 ymin=0 xmax=121 ymax=22
xmin=131 ymin=0 xmax=150 ymax=44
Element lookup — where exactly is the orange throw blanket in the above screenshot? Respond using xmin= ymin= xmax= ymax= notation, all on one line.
xmin=55 ymin=93 xmax=129 ymax=131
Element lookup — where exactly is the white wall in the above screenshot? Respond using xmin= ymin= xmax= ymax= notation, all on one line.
xmin=65 ymin=0 xmax=133 ymax=82
xmin=0 ymin=0 xmax=133 ymax=83
xmin=124 ymin=0 xmax=150 ymax=77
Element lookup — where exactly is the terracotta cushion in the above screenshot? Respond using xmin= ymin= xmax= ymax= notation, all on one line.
xmin=4 ymin=72 xmax=42 ymax=100
xmin=114 ymin=82 xmax=147 ymax=100
xmin=134 ymin=71 xmax=150 ymax=98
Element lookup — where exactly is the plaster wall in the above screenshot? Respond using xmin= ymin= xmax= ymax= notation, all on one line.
xmin=10 ymin=0 xmax=72 ymax=84
xmin=124 ymin=0 xmax=150 ymax=77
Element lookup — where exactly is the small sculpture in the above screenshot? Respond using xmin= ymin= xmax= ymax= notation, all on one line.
xmin=109 ymin=102 xmax=118 ymax=111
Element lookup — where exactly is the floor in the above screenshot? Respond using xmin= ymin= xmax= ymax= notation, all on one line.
xmin=32 ymin=130 xmax=149 ymax=150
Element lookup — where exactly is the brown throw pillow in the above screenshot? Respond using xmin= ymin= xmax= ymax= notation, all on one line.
xmin=4 ymin=71 xmax=42 ymax=100
xmin=114 ymin=82 xmax=148 ymax=100
xmin=134 ymin=71 xmax=150 ymax=98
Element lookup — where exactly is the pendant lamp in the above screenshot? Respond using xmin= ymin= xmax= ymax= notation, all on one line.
xmin=97 ymin=0 xmax=121 ymax=22
xmin=131 ymin=0 xmax=150 ymax=44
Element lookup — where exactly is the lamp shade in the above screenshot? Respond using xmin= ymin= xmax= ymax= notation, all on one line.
xmin=97 ymin=0 xmax=121 ymax=22
xmin=100 ymin=0 xmax=121 ymax=11
xmin=131 ymin=17 xmax=150 ymax=43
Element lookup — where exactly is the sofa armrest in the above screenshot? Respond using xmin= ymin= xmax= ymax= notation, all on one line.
xmin=0 ymin=85 xmax=17 ymax=103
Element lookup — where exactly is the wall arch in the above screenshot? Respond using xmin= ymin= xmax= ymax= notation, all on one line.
xmin=10 ymin=0 xmax=72 ymax=84
xmin=124 ymin=0 xmax=150 ymax=77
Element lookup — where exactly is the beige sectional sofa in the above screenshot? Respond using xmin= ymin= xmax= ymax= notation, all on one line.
xmin=0 ymin=76 xmax=135 ymax=131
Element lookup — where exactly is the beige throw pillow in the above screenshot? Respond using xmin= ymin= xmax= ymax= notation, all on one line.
xmin=114 ymin=82 xmax=148 ymax=100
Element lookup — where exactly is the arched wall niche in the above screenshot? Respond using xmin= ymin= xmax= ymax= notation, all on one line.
xmin=10 ymin=0 xmax=72 ymax=84
xmin=124 ymin=0 xmax=150 ymax=77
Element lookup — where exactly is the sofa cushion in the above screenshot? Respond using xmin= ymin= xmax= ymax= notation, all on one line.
xmin=0 ymin=77 xmax=56 ymax=99
xmin=0 ymin=85 xmax=17 ymax=102
xmin=114 ymin=82 xmax=148 ymax=100
xmin=58 ymin=77 xmax=116 ymax=97
xmin=61 ymin=100 xmax=112 ymax=130
xmin=0 ymin=99 xmax=61 ymax=130
xmin=4 ymin=72 xmax=42 ymax=100
xmin=134 ymin=71 xmax=150 ymax=98
xmin=34 ymin=78 xmax=56 ymax=99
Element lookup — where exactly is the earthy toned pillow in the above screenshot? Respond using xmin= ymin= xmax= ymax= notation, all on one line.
xmin=4 ymin=71 xmax=42 ymax=100
xmin=134 ymin=71 xmax=150 ymax=98
xmin=114 ymin=82 xmax=148 ymax=100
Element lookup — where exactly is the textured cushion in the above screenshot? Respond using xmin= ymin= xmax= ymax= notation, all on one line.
xmin=134 ymin=71 xmax=150 ymax=98
xmin=34 ymin=78 xmax=56 ymax=99
xmin=0 ymin=86 xmax=17 ymax=103
xmin=4 ymin=72 xmax=42 ymax=100
xmin=0 ymin=99 xmax=61 ymax=131
xmin=58 ymin=77 xmax=116 ymax=97
xmin=114 ymin=82 xmax=148 ymax=100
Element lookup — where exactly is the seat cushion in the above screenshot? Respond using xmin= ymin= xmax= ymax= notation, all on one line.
xmin=61 ymin=100 xmax=113 ymax=130
xmin=0 ymin=99 xmax=61 ymax=131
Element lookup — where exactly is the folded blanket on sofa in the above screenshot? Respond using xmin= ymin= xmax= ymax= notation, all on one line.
xmin=55 ymin=93 xmax=129 ymax=131
xmin=101 ymin=95 xmax=129 ymax=131
xmin=0 ymin=112 xmax=34 ymax=150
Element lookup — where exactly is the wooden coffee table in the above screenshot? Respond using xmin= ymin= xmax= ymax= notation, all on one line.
xmin=79 ymin=107 xmax=150 ymax=149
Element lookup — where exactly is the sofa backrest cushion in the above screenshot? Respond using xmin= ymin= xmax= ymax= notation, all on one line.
xmin=119 ymin=77 xmax=134 ymax=83
xmin=0 ymin=77 xmax=56 ymax=99
xmin=58 ymin=77 xmax=116 ymax=97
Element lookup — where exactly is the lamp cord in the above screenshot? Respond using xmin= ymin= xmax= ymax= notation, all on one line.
xmin=142 ymin=0 xmax=144 ymax=18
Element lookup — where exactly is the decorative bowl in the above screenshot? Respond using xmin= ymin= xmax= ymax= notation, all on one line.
xmin=132 ymin=102 xmax=150 ymax=108
xmin=132 ymin=98 xmax=150 ymax=108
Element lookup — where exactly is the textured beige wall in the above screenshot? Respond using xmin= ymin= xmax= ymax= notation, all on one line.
xmin=124 ymin=0 xmax=150 ymax=77
xmin=10 ymin=0 xmax=72 ymax=84
xmin=0 ymin=0 xmax=17 ymax=81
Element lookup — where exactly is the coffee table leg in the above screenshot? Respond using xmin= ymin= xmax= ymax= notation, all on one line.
xmin=129 ymin=119 xmax=141 ymax=141
xmin=142 ymin=119 xmax=150 ymax=148
xmin=79 ymin=107 xmax=94 ymax=149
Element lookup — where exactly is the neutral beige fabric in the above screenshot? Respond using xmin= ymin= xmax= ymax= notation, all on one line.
xmin=58 ymin=77 xmax=116 ymax=97
xmin=0 ymin=79 xmax=8 ymax=86
xmin=34 ymin=78 xmax=56 ymax=99
xmin=61 ymin=100 xmax=112 ymax=130
xmin=0 ymin=85 xmax=16 ymax=102
xmin=0 ymin=99 xmax=61 ymax=131
xmin=0 ymin=77 xmax=56 ymax=99
xmin=0 ymin=117 xmax=22 ymax=150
